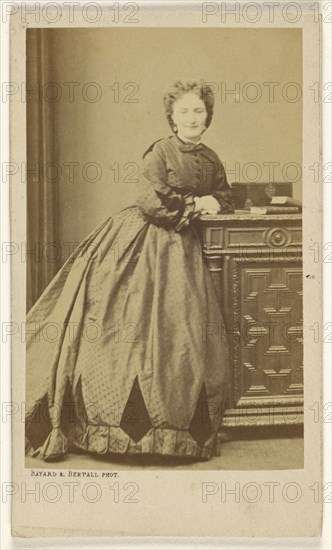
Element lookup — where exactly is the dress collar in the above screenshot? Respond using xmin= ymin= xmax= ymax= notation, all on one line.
xmin=173 ymin=134 xmax=203 ymax=152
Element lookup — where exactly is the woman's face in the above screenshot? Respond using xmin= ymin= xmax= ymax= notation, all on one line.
xmin=171 ymin=92 xmax=208 ymax=142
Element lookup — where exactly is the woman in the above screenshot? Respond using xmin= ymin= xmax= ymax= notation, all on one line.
xmin=25 ymin=79 xmax=235 ymax=462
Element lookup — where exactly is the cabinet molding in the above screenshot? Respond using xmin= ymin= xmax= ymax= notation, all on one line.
xmin=198 ymin=213 xmax=303 ymax=427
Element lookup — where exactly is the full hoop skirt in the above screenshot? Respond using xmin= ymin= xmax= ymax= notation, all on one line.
xmin=25 ymin=205 xmax=230 ymax=461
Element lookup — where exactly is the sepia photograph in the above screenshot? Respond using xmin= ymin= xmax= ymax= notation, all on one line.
xmin=7 ymin=1 xmax=324 ymax=540
xmin=24 ymin=26 xmax=304 ymax=471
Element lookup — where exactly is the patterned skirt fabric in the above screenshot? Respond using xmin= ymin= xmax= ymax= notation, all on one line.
xmin=25 ymin=206 xmax=230 ymax=461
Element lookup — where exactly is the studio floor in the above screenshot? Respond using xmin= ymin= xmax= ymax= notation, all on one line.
xmin=26 ymin=428 xmax=304 ymax=471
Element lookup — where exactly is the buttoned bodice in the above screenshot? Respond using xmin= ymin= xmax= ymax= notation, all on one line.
xmin=142 ymin=134 xmax=224 ymax=196
xmin=135 ymin=134 xmax=235 ymax=230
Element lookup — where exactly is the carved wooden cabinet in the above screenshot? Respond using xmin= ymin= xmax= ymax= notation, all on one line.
xmin=198 ymin=213 xmax=303 ymax=427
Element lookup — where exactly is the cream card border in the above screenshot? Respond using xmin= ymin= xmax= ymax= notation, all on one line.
xmin=9 ymin=2 xmax=322 ymax=538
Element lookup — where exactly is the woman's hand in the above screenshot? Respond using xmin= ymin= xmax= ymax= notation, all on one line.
xmin=194 ymin=195 xmax=221 ymax=215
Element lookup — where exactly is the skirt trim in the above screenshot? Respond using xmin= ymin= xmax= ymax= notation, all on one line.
xmin=28 ymin=425 xmax=221 ymax=461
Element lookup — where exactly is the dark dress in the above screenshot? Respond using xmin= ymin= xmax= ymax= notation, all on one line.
xmin=25 ymin=134 xmax=235 ymax=461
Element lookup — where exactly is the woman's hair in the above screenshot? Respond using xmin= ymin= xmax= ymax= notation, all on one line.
xmin=163 ymin=79 xmax=215 ymax=133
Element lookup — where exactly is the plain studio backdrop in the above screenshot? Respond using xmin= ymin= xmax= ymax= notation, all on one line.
xmin=26 ymin=27 xmax=302 ymax=308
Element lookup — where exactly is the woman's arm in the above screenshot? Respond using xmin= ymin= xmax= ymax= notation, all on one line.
xmin=136 ymin=142 xmax=198 ymax=231
xmin=211 ymin=158 xmax=235 ymax=213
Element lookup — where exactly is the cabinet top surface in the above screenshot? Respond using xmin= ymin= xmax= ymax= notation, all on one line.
xmin=199 ymin=213 xmax=302 ymax=222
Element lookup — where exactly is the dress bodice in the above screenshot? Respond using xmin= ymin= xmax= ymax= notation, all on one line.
xmin=135 ymin=134 xmax=235 ymax=231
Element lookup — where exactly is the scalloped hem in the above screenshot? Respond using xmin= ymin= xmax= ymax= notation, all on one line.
xmin=29 ymin=425 xmax=221 ymax=461
xmin=76 ymin=425 xmax=220 ymax=459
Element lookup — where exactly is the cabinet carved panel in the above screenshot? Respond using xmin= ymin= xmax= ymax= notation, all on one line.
xmin=198 ymin=213 xmax=303 ymax=426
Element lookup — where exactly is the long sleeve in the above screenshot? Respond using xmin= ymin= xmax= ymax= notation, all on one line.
xmin=212 ymin=159 xmax=235 ymax=213
xmin=136 ymin=142 xmax=197 ymax=231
